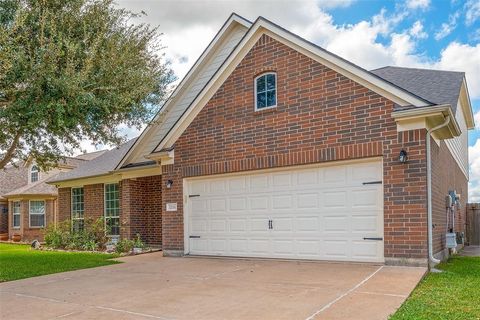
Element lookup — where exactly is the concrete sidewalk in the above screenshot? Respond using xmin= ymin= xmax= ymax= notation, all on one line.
xmin=0 ymin=253 xmax=426 ymax=320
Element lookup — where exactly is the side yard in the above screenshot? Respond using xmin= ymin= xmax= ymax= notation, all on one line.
xmin=0 ymin=243 xmax=120 ymax=282
xmin=391 ymin=255 xmax=480 ymax=320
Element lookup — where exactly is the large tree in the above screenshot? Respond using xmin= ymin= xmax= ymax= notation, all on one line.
xmin=0 ymin=0 xmax=174 ymax=170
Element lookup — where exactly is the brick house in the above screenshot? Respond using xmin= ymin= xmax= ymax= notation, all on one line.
xmin=0 ymin=151 xmax=104 ymax=242
xmin=49 ymin=14 xmax=474 ymax=266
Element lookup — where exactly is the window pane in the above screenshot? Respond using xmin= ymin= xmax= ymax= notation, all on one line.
xmin=256 ymin=75 xmax=266 ymax=93
xmin=13 ymin=202 xmax=20 ymax=214
xmin=257 ymin=93 xmax=266 ymax=108
xmin=13 ymin=214 xmax=20 ymax=227
xmin=267 ymin=90 xmax=276 ymax=107
xmin=266 ymin=74 xmax=276 ymax=90
xmin=30 ymin=214 xmax=44 ymax=227
xmin=30 ymin=201 xmax=45 ymax=214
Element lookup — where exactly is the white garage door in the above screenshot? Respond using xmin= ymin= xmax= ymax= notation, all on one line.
xmin=185 ymin=159 xmax=384 ymax=262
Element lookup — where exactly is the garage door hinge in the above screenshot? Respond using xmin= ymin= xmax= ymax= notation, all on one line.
xmin=362 ymin=181 xmax=382 ymax=185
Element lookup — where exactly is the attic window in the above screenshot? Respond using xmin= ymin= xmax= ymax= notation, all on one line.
xmin=30 ymin=165 xmax=39 ymax=183
xmin=255 ymin=73 xmax=277 ymax=111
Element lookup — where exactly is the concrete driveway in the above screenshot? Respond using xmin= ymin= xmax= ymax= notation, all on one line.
xmin=0 ymin=253 xmax=425 ymax=320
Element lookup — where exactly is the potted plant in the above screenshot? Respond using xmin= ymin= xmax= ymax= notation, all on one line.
xmin=12 ymin=234 xmax=21 ymax=242
xmin=132 ymin=234 xmax=145 ymax=254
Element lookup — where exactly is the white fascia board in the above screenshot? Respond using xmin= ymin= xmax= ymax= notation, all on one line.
xmin=392 ymin=104 xmax=462 ymax=138
xmin=156 ymin=18 xmax=433 ymax=153
xmin=460 ymin=78 xmax=475 ymax=130
xmin=114 ymin=14 xmax=252 ymax=170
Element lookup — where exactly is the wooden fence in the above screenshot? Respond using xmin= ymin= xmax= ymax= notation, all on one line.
xmin=466 ymin=203 xmax=480 ymax=245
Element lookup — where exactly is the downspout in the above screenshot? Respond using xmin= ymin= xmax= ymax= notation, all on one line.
xmin=426 ymin=115 xmax=450 ymax=267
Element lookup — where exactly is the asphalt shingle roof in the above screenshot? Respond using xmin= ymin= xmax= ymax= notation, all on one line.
xmin=49 ymin=139 xmax=138 ymax=183
xmin=370 ymin=66 xmax=465 ymax=112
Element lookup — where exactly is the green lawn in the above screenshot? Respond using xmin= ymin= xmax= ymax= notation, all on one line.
xmin=0 ymin=243 xmax=120 ymax=282
xmin=390 ymin=255 xmax=480 ymax=320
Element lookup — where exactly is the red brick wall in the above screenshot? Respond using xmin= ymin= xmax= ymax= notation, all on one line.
xmin=122 ymin=175 xmax=162 ymax=246
xmin=58 ymin=187 xmax=71 ymax=222
xmin=161 ymin=34 xmax=429 ymax=261
xmin=431 ymin=138 xmax=468 ymax=256
xmin=84 ymin=184 xmax=106 ymax=221
xmin=8 ymin=199 xmax=55 ymax=242
xmin=0 ymin=202 xmax=8 ymax=234
xmin=57 ymin=180 xmax=162 ymax=246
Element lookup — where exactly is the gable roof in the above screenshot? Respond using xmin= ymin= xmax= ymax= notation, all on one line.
xmin=3 ymin=174 xmax=58 ymax=198
xmin=371 ymin=66 xmax=465 ymax=113
xmin=48 ymin=139 xmax=140 ymax=183
xmin=144 ymin=15 xmax=440 ymax=156
xmin=115 ymin=13 xmax=252 ymax=170
xmin=56 ymin=13 xmax=472 ymax=179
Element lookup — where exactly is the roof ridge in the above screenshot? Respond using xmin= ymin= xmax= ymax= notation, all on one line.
xmin=372 ymin=65 xmax=465 ymax=74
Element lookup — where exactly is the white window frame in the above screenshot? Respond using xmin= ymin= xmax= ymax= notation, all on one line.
xmin=29 ymin=200 xmax=45 ymax=228
xmin=30 ymin=165 xmax=40 ymax=183
xmin=254 ymin=72 xmax=277 ymax=111
xmin=12 ymin=201 xmax=21 ymax=229
xmin=71 ymin=187 xmax=84 ymax=232
xmin=104 ymin=183 xmax=120 ymax=237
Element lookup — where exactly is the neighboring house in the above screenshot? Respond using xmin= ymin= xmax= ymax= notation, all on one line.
xmin=49 ymin=14 xmax=474 ymax=266
xmin=0 ymin=151 xmax=105 ymax=241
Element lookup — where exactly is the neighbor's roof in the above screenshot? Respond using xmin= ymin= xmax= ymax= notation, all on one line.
xmin=49 ymin=139 xmax=141 ymax=183
xmin=3 ymin=175 xmax=58 ymax=198
xmin=370 ymin=66 xmax=465 ymax=112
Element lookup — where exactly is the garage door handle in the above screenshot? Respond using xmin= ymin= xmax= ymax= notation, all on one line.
xmin=362 ymin=181 xmax=382 ymax=185
xmin=189 ymin=236 xmax=201 ymax=239
xmin=363 ymin=237 xmax=383 ymax=241
xmin=189 ymin=194 xmax=200 ymax=198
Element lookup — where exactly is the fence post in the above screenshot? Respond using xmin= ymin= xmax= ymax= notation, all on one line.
xmin=466 ymin=203 xmax=480 ymax=246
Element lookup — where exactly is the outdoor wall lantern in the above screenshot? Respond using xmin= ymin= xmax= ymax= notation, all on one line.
xmin=399 ymin=149 xmax=408 ymax=163
xmin=166 ymin=179 xmax=174 ymax=189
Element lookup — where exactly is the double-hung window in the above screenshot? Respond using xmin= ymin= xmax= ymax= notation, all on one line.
xmin=30 ymin=165 xmax=39 ymax=183
xmin=105 ymin=183 xmax=120 ymax=236
xmin=255 ymin=72 xmax=277 ymax=110
xmin=12 ymin=201 xmax=20 ymax=228
xmin=29 ymin=200 xmax=45 ymax=228
xmin=71 ymin=187 xmax=84 ymax=232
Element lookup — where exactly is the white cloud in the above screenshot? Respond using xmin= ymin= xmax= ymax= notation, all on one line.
xmin=465 ymin=0 xmax=480 ymax=26
xmin=434 ymin=11 xmax=460 ymax=40
xmin=409 ymin=21 xmax=428 ymax=39
xmin=405 ymin=0 xmax=430 ymax=10
xmin=433 ymin=42 xmax=480 ymax=98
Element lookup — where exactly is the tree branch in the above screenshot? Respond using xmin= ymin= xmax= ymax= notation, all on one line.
xmin=0 ymin=131 xmax=21 ymax=169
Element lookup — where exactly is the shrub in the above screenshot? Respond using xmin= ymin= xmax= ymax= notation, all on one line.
xmin=44 ymin=220 xmax=71 ymax=249
xmin=43 ymin=217 xmax=109 ymax=251
xmin=133 ymin=234 xmax=145 ymax=249
xmin=115 ymin=239 xmax=134 ymax=253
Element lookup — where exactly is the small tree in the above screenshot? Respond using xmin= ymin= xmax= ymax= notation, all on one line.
xmin=0 ymin=0 xmax=175 ymax=169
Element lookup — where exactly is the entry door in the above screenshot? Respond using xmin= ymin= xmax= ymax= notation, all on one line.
xmin=185 ymin=160 xmax=384 ymax=262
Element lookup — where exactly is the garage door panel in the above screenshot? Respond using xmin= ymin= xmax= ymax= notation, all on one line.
xmin=249 ymin=197 xmax=269 ymax=210
xmin=272 ymin=195 xmax=293 ymax=209
xmin=229 ymin=219 xmax=246 ymax=232
xmin=351 ymin=240 xmax=382 ymax=260
xmin=186 ymin=160 xmax=384 ymax=262
xmin=323 ymin=240 xmax=349 ymax=258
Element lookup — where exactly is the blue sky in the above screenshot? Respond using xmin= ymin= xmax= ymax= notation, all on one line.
xmin=107 ymin=0 xmax=480 ymax=198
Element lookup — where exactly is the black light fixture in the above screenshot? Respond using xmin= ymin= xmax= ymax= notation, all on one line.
xmin=166 ymin=179 xmax=174 ymax=189
xmin=399 ymin=149 xmax=408 ymax=163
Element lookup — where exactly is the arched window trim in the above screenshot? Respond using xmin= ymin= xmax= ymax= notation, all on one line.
xmin=30 ymin=164 xmax=40 ymax=183
xmin=254 ymin=72 xmax=277 ymax=111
